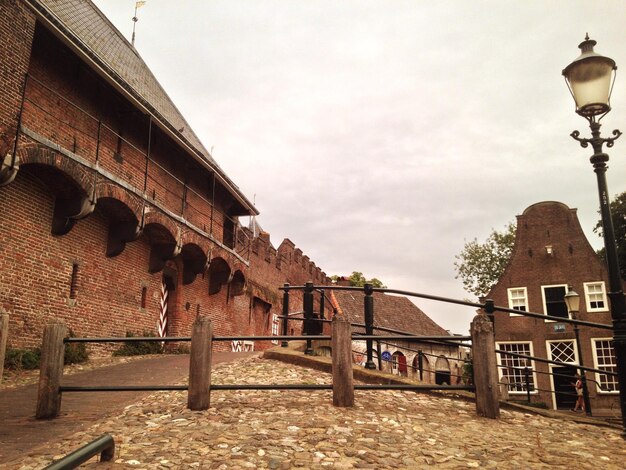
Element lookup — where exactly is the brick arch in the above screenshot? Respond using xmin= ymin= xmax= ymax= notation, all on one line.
xmin=143 ymin=209 xmax=179 ymax=241
xmin=230 ymin=269 xmax=246 ymax=297
xmin=143 ymin=213 xmax=181 ymax=274
xmin=208 ymin=256 xmax=232 ymax=295
xmin=17 ymin=144 xmax=94 ymax=197
xmin=95 ymin=180 xmax=144 ymax=222
xmin=17 ymin=146 xmax=97 ymax=235
xmin=413 ymin=354 xmax=433 ymax=384
xmin=180 ymin=242 xmax=208 ymax=285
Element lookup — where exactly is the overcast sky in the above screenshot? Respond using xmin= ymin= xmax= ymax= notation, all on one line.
xmin=93 ymin=0 xmax=626 ymax=334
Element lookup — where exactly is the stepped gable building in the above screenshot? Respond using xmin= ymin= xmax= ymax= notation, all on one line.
xmin=485 ymin=201 xmax=619 ymax=413
xmin=0 ymin=0 xmax=329 ymax=351
xmin=330 ymin=281 xmax=461 ymax=385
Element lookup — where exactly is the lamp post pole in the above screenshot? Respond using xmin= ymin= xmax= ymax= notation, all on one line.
xmin=572 ymin=316 xmax=593 ymax=416
xmin=564 ymin=35 xmax=626 ymax=433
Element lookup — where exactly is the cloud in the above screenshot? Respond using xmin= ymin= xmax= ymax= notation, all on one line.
xmin=94 ymin=0 xmax=626 ymax=333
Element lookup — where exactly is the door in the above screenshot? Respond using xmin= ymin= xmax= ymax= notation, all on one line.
xmin=551 ymin=365 xmax=578 ymax=410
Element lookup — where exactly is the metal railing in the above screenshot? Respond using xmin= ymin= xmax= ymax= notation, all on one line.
xmin=43 ymin=434 xmax=114 ymax=469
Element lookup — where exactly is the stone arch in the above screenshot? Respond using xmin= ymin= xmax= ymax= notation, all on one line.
xmin=229 ymin=269 xmax=246 ymax=296
xmin=17 ymin=144 xmax=95 ymax=197
xmin=392 ymin=351 xmax=408 ymax=376
xmin=95 ymin=185 xmax=144 ymax=257
xmin=413 ymin=353 xmax=432 ymax=383
xmin=435 ymin=355 xmax=451 ymax=385
xmin=18 ymin=157 xmax=95 ymax=235
xmin=180 ymin=242 xmax=208 ymax=285
xmin=208 ymin=256 xmax=231 ymax=295
xmin=143 ymin=214 xmax=180 ymax=274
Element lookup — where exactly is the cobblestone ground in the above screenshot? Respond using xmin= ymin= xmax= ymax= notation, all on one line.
xmin=9 ymin=356 xmax=626 ymax=469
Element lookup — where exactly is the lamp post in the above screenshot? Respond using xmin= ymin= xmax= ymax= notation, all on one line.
xmin=563 ymin=34 xmax=626 ymax=432
xmin=564 ymin=286 xmax=592 ymax=415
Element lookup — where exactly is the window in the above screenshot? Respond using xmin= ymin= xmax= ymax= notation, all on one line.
xmin=584 ymin=282 xmax=608 ymax=312
xmin=141 ymin=286 xmax=147 ymax=309
xmin=69 ymin=263 xmax=79 ymax=299
xmin=541 ymin=285 xmax=568 ymax=319
xmin=507 ymin=287 xmax=527 ymax=315
xmin=547 ymin=340 xmax=577 ymax=363
xmin=592 ymin=339 xmax=619 ymax=393
xmin=496 ymin=342 xmax=536 ymax=394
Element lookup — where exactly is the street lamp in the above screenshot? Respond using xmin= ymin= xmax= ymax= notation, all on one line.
xmin=564 ymin=35 xmax=626 ymax=432
xmin=564 ymin=286 xmax=592 ymax=415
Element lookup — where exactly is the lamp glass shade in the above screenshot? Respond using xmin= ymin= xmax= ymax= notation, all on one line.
xmin=563 ymin=37 xmax=616 ymax=117
xmin=564 ymin=287 xmax=580 ymax=314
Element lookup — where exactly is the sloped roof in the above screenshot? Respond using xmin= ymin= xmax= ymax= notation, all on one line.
xmin=331 ymin=290 xmax=450 ymax=337
xmin=28 ymin=0 xmax=257 ymax=214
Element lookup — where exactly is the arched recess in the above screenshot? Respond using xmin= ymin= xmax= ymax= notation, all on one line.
xmin=229 ymin=269 xmax=246 ymax=297
xmin=413 ymin=353 xmax=432 ymax=383
xmin=143 ymin=215 xmax=180 ymax=273
xmin=97 ymin=197 xmax=142 ymax=257
xmin=208 ymin=257 xmax=231 ymax=295
xmin=18 ymin=162 xmax=95 ymax=235
xmin=16 ymin=144 xmax=97 ymax=235
xmin=96 ymin=180 xmax=144 ymax=257
xmin=435 ymin=355 xmax=451 ymax=385
xmin=392 ymin=351 xmax=407 ymax=376
xmin=180 ymin=242 xmax=208 ymax=285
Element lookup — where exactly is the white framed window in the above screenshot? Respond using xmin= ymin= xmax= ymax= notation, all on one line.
xmin=547 ymin=339 xmax=577 ymax=364
xmin=507 ymin=287 xmax=528 ymax=316
xmin=584 ymin=282 xmax=608 ymax=312
xmin=541 ymin=284 xmax=569 ymax=320
xmin=496 ymin=342 xmax=537 ymax=394
xmin=592 ymin=338 xmax=619 ymax=393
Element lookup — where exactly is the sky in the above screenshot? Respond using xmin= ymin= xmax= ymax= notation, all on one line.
xmin=93 ymin=0 xmax=626 ymax=334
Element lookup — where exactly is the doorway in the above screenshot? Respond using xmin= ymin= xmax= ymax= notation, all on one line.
xmin=551 ymin=365 xmax=578 ymax=410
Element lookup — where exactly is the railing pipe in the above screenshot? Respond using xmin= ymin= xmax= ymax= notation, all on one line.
xmin=281 ymin=283 xmax=290 ymax=347
xmin=43 ymin=434 xmax=115 ymax=469
xmin=524 ymin=367 xmax=531 ymax=404
xmin=363 ymin=283 xmax=376 ymax=370
xmin=303 ymin=281 xmax=314 ymax=355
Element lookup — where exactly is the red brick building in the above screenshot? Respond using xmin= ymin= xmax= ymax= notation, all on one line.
xmin=486 ymin=202 xmax=619 ymax=414
xmin=0 ymin=0 xmax=329 ymax=352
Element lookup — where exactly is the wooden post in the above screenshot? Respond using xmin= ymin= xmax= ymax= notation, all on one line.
xmin=499 ymin=376 xmax=510 ymax=401
xmin=471 ymin=313 xmax=500 ymax=418
xmin=0 ymin=313 xmax=8 ymax=384
xmin=188 ymin=315 xmax=213 ymax=410
xmin=36 ymin=320 xmax=67 ymax=419
xmin=331 ymin=316 xmax=354 ymax=407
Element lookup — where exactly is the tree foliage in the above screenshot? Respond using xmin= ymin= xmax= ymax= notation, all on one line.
xmin=331 ymin=271 xmax=387 ymax=288
xmin=453 ymin=222 xmax=516 ymax=298
xmin=594 ymin=191 xmax=626 ymax=279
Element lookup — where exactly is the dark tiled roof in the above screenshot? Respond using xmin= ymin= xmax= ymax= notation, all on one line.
xmin=331 ymin=291 xmax=450 ymax=337
xmin=30 ymin=1 xmax=255 ymax=212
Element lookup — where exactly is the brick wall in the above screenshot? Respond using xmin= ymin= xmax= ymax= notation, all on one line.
xmin=0 ymin=6 xmax=331 ymax=354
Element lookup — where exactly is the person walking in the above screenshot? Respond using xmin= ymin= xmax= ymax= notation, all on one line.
xmin=572 ymin=373 xmax=585 ymax=412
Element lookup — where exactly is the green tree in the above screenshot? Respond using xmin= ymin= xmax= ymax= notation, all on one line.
xmin=331 ymin=271 xmax=387 ymax=288
xmin=594 ymin=191 xmax=626 ymax=279
xmin=453 ymin=222 xmax=516 ymax=298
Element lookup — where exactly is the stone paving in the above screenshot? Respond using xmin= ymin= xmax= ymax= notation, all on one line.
xmin=6 ymin=355 xmax=626 ymax=469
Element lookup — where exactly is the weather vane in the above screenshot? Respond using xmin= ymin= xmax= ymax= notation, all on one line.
xmin=131 ymin=1 xmax=146 ymax=46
